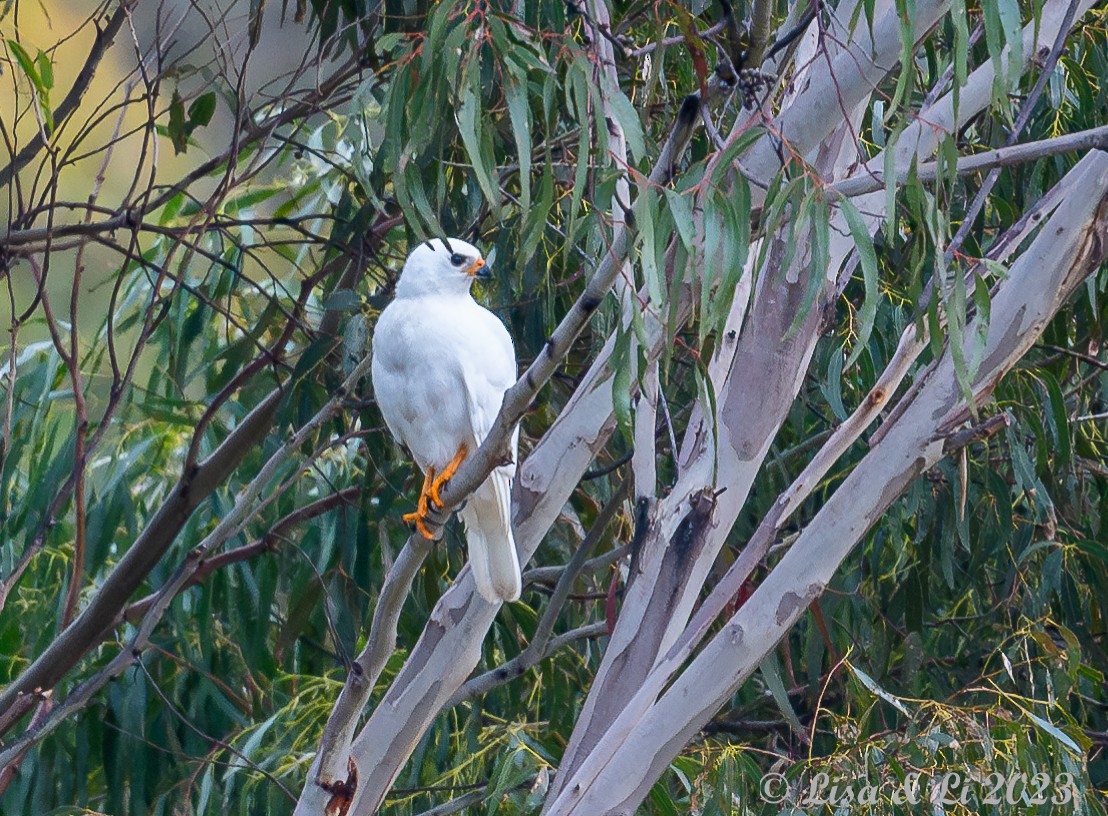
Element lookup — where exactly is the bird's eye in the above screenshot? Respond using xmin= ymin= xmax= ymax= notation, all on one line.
xmin=449 ymin=253 xmax=466 ymax=267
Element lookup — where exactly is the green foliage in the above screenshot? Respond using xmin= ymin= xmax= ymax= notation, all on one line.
xmin=5 ymin=38 xmax=53 ymax=134
xmin=164 ymin=90 xmax=218 ymax=155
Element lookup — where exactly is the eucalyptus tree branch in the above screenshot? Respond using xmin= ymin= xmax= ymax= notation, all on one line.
xmin=0 ymin=351 xmax=377 ymax=772
xmin=629 ymin=20 xmax=727 ymax=58
xmin=0 ymin=689 xmax=51 ymax=798
xmin=450 ymin=622 xmax=610 ymax=707
xmin=524 ymin=545 xmax=630 ymax=585
xmin=448 ymin=481 xmax=628 ymax=707
xmin=311 ymin=511 xmax=444 ymax=782
xmin=762 ymin=0 xmax=821 ymax=69
xmin=119 ymin=487 xmax=361 ymax=624
xmin=830 ymin=0 xmax=1096 ymax=211
xmin=586 ymin=0 xmax=662 ymax=503
xmin=548 ymin=0 xmax=916 ymax=777
xmin=409 ymin=787 xmax=489 ymax=816
xmin=740 ymin=0 xmax=950 ymax=197
xmin=832 ymin=124 xmax=1108 ymax=198
xmin=948 ymin=0 xmax=1082 ymax=251
xmin=746 ymin=0 xmax=774 ymax=68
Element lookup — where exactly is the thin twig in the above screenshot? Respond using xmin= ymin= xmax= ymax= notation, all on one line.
xmin=947 ymin=0 xmax=1082 ymax=255
xmin=0 ymin=4 xmax=129 ymax=189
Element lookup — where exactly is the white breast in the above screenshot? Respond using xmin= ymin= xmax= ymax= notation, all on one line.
xmin=370 ymin=293 xmax=516 ymax=472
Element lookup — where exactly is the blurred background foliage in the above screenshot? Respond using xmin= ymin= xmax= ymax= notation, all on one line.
xmin=0 ymin=0 xmax=1106 ymax=813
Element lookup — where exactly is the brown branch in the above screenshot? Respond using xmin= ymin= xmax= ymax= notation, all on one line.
xmin=59 ymin=80 xmax=128 ymax=627
xmin=0 ymin=4 xmax=129 ymax=191
xmin=2 ymin=55 xmax=366 ymax=249
xmin=119 ymin=487 xmax=361 ymax=624
xmin=0 ymin=690 xmax=51 ymax=797
xmin=1036 ymin=342 xmax=1108 ymax=372
xmin=941 ymin=412 xmax=1011 ymax=455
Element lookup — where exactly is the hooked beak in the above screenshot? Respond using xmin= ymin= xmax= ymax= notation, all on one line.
xmin=465 ymin=257 xmax=491 ymax=280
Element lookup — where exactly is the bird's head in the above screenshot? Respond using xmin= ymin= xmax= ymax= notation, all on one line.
xmin=395 ymin=237 xmax=490 ymax=298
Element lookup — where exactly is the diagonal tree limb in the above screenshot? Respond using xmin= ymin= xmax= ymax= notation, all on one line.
xmin=118 ymin=486 xmax=362 ymax=624
xmin=634 ymin=162 xmax=1074 ymax=711
xmin=0 ymin=350 xmax=379 ymax=773
xmin=0 ymin=385 xmax=286 ymax=723
xmin=447 ymin=479 xmax=629 ymax=707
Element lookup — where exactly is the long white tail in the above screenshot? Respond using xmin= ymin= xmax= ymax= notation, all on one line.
xmin=459 ymin=468 xmax=521 ymax=603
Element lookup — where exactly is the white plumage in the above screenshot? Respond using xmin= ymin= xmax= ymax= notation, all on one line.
xmin=370 ymin=238 xmax=522 ymax=603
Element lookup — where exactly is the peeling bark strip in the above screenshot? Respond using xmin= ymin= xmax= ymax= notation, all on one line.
xmin=672 ymin=488 xmax=717 ymax=564
xmin=774 ymin=584 xmax=823 ymax=627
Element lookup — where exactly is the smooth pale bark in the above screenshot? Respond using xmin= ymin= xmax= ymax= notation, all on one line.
xmin=544 ymin=148 xmax=1108 ymax=816
xmin=741 ymin=0 xmax=950 ymax=197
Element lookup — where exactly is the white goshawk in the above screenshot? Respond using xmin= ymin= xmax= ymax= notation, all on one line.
xmin=370 ymin=238 xmax=522 ymax=603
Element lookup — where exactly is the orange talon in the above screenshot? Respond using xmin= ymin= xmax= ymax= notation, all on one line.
xmin=403 ymin=513 xmax=433 ymax=539
xmin=428 ymin=444 xmax=468 ymax=507
xmin=402 ymin=467 xmax=437 ymax=539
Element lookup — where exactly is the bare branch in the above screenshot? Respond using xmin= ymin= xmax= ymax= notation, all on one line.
xmin=0 ymin=3 xmax=129 ymax=191
xmin=832 ymin=124 xmax=1108 ymax=198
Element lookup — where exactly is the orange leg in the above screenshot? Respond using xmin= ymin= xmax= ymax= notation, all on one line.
xmin=428 ymin=444 xmax=468 ymax=507
xmin=402 ymin=467 xmax=436 ymax=539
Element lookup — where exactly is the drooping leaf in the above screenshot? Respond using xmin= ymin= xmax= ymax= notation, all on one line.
xmin=840 ymin=197 xmax=879 ymax=368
